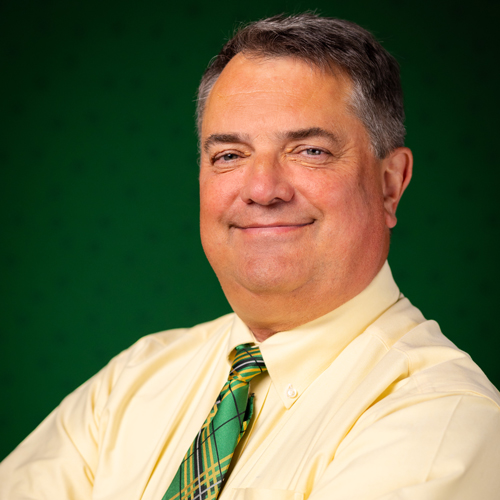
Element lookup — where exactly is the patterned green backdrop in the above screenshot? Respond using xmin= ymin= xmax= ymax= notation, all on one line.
xmin=1 ymin=0 xmax=499 ymax=459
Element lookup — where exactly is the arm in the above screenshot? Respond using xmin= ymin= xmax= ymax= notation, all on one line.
xmin=0 ymin=353 xmax=125 ymax=499
xmin=308 ymin=394 xmax=500 ymax=499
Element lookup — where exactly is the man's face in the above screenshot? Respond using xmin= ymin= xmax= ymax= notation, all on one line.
xmin=199 ymin=54 xmax=393 ymax=315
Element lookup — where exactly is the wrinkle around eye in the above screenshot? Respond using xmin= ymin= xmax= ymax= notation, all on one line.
xmin=211 ymin=150 xmax=250 ymax=170
xmin=286 ymin=149 xmax=334 ymax=168
xmin=287 ymin=157 xmax=333 ymax=169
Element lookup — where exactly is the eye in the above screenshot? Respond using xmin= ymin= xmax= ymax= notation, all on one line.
xmin=220 ymin=153 xmax=240 ymax=161
xmin=304 ymin=148 xmax=323 ymax=156
xmin=286 ymin=144 xmax=334 ymax=167
xmin=212 ymin=151 xmax=243 ymax=165
xmin=294 ymin=146 xmax=331 ymax=160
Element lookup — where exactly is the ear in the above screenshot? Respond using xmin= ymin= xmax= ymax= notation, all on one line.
xmin=381 ymin=147 xmax=413 ymax=229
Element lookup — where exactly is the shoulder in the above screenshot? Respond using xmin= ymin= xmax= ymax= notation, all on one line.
xmin=121 ymin=312 xmax=236 ymax=362
xmin=364 ymin=296 xmax=500 ymax=414
xmin=336 ymin=297 xmax=500 ymax=480
xmin=60 ymin=312 xmax=237 ymax=415
xmin=98 ymin=312 xmax=236 ymax=382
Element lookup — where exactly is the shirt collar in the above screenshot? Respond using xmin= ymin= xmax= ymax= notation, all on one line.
xmin=227 ymin=261 xmax=401 ymax=409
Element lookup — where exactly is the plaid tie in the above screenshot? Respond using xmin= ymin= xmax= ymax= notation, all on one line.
xmin=162 ymin=344 xmax=267 ymax=500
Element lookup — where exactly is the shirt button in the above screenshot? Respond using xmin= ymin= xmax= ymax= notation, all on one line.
xmin=286 ymin=384 xmax=297 ymax=399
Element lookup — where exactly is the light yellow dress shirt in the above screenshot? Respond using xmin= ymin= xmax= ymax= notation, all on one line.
xmin=1 ymin=262 xmax=500 ymax=499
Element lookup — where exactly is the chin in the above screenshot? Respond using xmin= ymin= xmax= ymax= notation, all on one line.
xmin=233 ymin=262 xmax=308 ymax=295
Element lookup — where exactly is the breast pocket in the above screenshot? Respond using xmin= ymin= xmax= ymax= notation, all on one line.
xmin=231 ymin=488 xmax=304 ymax=500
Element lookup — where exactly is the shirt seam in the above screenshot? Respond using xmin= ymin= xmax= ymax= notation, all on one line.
xmin=368 ymin=327 xmax=416 ymax=389
xmin=421 ymin=394 xmax=464 ymax=482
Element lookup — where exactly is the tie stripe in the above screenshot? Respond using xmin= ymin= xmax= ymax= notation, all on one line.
xmin=162 ymin=344 xmax=266 ymax=500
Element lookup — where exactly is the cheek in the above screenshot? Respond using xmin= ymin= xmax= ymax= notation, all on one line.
xmin=199 ymin=190 xmax=220 ymax=263
xmin=305 ymin=169 xmax=363 ymax=214
xmin=199 ymin=175 xmax=240 ymax=272
xmin=199 ymin=172 xmax=240 ymax=240
xmin=199 ymin=175 xmax=225 ymax=220
xmin=312 ymin=172 xmax=383 ymax=237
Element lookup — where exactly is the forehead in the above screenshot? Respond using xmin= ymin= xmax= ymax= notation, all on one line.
xmin=201 ymin=54 xmax=356 ymax=137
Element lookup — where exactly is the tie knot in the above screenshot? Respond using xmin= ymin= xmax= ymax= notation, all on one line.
xmin=230 ymin=344 xmax=267 ymax=383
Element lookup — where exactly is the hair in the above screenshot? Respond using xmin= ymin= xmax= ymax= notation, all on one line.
xmin=196 ymin=13 xmax=405 ymax=159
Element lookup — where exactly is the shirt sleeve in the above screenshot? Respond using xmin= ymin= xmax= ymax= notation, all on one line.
xmin=307 ymin=394 xmax=500 ymax=500
xmin=0 ymin=351 xmax=126 ymax=500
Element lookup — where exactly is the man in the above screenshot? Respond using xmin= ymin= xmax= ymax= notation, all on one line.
xmin=1 ymin=13 xmax=499 ymax=499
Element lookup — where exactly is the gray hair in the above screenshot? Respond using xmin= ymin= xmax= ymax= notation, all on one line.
xmin=196 ymin=13 xmax=405 ymax=159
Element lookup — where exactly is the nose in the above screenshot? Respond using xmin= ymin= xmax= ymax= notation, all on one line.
xmin=240 ymin=154 xmax=294 ymax=205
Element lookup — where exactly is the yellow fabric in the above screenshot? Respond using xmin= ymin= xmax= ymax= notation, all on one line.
xmin=1 ymin=262 xmax=500 ymax=499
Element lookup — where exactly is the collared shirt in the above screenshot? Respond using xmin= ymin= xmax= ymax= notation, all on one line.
xmin=1 ymin=262 xmax=500 ymax=499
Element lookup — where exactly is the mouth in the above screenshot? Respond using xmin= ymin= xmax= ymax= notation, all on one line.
xmin=234 ymin=221 xmax=314 ymax=233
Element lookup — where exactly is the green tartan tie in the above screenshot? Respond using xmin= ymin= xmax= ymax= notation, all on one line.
xmin=162 ymin=344 xmax=267 ymax=500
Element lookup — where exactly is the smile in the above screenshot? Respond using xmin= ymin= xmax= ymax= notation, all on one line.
xmin=235 ymin=221 xmax=314 ymax=234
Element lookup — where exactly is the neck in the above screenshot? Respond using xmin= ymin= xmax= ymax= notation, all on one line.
xmin=228 ymin=274 xmax=377 ymax=343
xmin=238 ymin=299 xmax=345 ymax=342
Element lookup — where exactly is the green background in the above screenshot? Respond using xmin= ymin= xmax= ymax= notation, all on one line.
xmin=1 ymin=0 xmax=499 ymax=460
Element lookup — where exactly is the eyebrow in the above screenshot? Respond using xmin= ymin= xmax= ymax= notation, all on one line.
xmin=202 ymin=127 xmax=341 ymax=154
xmin=278 ymin=127 xmax=341 ymax=144
xmin=203 ymin=133 xmax=250 ymax=154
